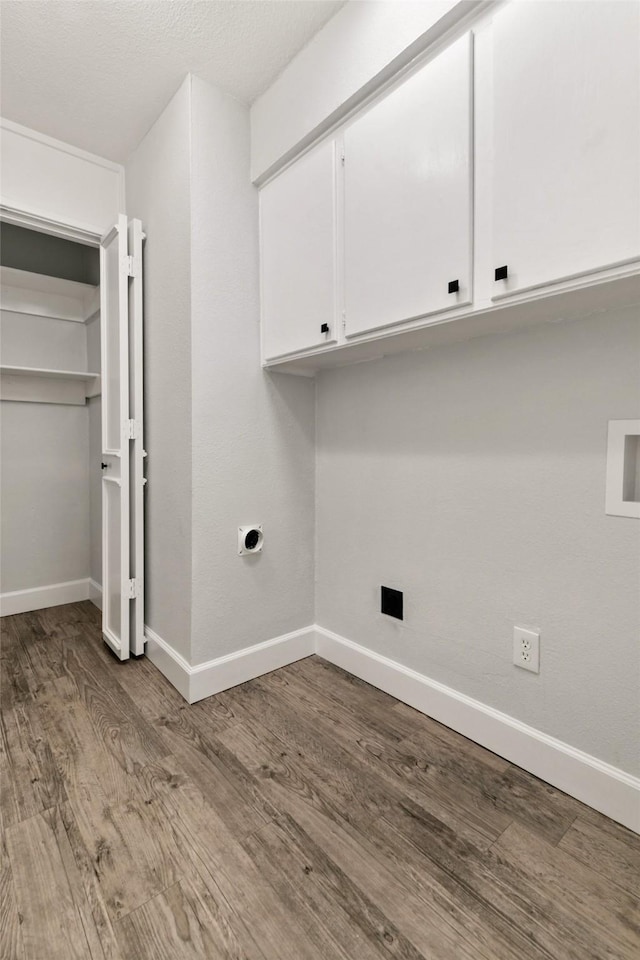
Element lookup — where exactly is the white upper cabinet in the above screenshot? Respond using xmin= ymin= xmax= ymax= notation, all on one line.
xmin=258 ymin=1 xmax=640 ymax=373
xmin=491 ymin=1 xmax=640 ymax=297
xmin=260 ymin=140 xmax=337 ymax=360
xmin=343 ymin=33 xmax=473 ymax=337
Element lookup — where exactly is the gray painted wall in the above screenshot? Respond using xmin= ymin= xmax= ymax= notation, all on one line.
xmin=0 ymin=223 xmax=100 ymax=285
xmin=0 ymin=308 xmax=91 ymax=593
xmin=125 ymin=78 xmax=193 ymax=658
xmin=1 ymin=399 xmax=89 ymax=592
xmin=316 ymin=308 xmax=640 ymax=775
xmin=121 ymin=74 xmax=316 ymax=663
xmin=189 ymin=75 xmax=316 ymax=664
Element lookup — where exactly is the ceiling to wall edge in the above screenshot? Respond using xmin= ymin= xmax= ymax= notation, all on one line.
xmin=0 ymin=118 xmax=125 ymax=242
xmin=251 ymin=0 xmax=492 ymax=187
xmin=2 ymin=3 xmax=480 ymax=196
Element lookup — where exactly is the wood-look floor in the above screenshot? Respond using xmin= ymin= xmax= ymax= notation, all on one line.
xmin=1 ymin=603 xmax=639 ymax=960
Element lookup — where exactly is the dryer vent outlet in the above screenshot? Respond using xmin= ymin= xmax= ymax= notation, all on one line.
xmin=238 ymin=525 xmax=264 ymax=556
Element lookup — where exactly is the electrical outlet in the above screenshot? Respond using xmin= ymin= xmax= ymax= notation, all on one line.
xmin=513 ymin=626 xmax=540 ymax=673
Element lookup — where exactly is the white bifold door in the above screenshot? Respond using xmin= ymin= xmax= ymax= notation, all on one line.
xmin=100 ymin=214 xmax=145 ymax=660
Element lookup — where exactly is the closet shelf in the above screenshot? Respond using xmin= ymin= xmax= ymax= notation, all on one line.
xmin=0 ymin=266 xmax=99 ymax=323
xmin=0 ymin=365 xmax=100 ymax=381
xmin=0 ymin=366 xmax=100 ymax=405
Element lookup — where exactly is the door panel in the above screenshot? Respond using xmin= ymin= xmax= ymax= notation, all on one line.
xmin=102 ymin=224 xmax=126 ymax=455
xmin=103 ymin=475 xmax=123 ymax=644
xmin=128 ymin=219 xmax=145 ymax=655
xmin=343 ymin=32 xmax=473 ymax=337
xmin=100 ymin=214 xmax=130 ymax=659
xmin=492 ymin=1 xmax=640 ymax=296
xmin=261 ymin=139 xmax=337 ymax=359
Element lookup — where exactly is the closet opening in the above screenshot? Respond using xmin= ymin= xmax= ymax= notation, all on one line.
xmin=1 ymin=221 xmax=103 ymax=612
xmin=0 ymin=216 xmax=146 ymax=660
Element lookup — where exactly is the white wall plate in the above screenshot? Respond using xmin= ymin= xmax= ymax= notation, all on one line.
xmin=605 ymin=420 xmax=640 ymax=519
xmin=238 ymin=524 xmax=264 ymax=555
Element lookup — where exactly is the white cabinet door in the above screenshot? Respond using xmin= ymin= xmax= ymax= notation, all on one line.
xmin=492 ymin=1 xmax=640 ymax=297
xmin=100 ymin=215 xmax=145 ymax=660
xmin=261 ymin=140 xmax=337 ymax=360
xmin=343 ymin=33 xmax=473 ymax=338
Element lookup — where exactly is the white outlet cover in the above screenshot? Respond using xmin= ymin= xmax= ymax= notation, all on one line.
xmin=513 ymin=626 xmax=540 ymax=674
xmin=238 ymin=525 xmax=263 ymax=556
xmin=605 ymin=420 xmax=640 ymax=519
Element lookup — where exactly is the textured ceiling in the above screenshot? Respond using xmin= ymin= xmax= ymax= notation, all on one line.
xmin=0 ymin=0 xmax=344 ymax=162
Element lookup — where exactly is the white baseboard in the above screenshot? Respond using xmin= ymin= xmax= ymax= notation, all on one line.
xmin=0 ymin=577 xmax=90 ymax=617
xmin=144 ymin=626 xmax=191 ymax=700
xmin=144 ymin=624 xmax=316 ymax=705
xmin=141 ymin=620 xmax=639 ymax=833
xmin=314 ymin=626 xmax=640 ymax=835
xmin=89 ymin=579 xmax=102 ymax=610
xmin=2 ymin=581 xmax=636 ymax=830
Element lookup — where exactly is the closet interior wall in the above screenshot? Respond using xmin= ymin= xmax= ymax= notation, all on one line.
xmin=0 ymin=225 xmax=102 ymax=611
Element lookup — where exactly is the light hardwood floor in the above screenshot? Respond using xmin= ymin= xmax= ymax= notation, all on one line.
xmin=1 ymin=601 xmax=639 ymax=959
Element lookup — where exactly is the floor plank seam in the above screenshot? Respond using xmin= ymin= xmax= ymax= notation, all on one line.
xmin=486 ymin=820 xmax=515 ymax=853
xmin=554 ymin=814 xmax=579 ymax=847
xmin=381 ymin=816 xmax=563 ymax=960
xmin=111 ymin=876 xmax=187 ymax=928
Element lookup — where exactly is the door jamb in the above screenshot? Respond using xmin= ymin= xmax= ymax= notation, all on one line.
xmin=0 ymin=202 xmax=102 ymax=246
